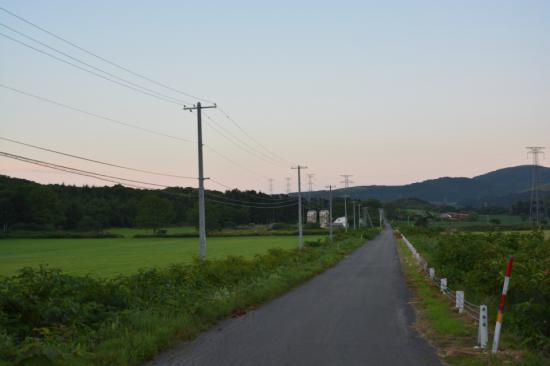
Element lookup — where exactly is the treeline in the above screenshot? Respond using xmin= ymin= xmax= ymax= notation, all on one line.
xmin=0 ymin=175 xmax=382 ymax=232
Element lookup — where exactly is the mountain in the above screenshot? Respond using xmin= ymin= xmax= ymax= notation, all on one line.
xmin=308 ymin=165 xmax=550 ymax=207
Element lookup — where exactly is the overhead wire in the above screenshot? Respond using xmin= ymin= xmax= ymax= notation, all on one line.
xmin=0 ymin=151 xmax=298 ymax=209
xmin=217 ymin=107 xmax=293 ymax=165
xmin=0 ymin=84 xmax=195 ymax=143
xmin=204 ymin=192 xmax=296 ymax=205
xmin=0 ymin=22 xmax=192 ymax=105
xmin=0 ymin=5 xmax=214 ymax=104
xmin=208 ymin=178 xmax=294 ymax=201
xmin=203 ymin=112 xmax=282 ymax=166
xmin=0 ymin=151 xmax=169 ymax=188
xmin=0 ymin=31 xmax=187 ymax=106
xmin=0 ymin=136 xmax=197 ymax=180
xmin=0 ymin=5 xmax=299 ymax=187
xmin=1 ymin=84 xmax=282 ymax=183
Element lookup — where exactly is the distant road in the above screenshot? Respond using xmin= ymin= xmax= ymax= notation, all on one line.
xmin=145 ymin=227 xmax=442 ymax=366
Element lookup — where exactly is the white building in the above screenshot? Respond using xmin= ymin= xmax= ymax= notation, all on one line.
xmin=319 ymin=210 xmax=330 ymax=228
xmin=333 ymin=216 xmax=347 ymax=228
xmin=306 ymin=210 xmax=318 ymax=224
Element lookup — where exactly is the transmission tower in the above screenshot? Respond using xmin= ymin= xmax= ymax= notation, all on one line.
xmin=285 ymin=177 xmax=291 ymax=194
xmin=268 ymin=178 xmax=274 ymax=196
xmin=307 ymin=173 xmax=315 ymax=201
xmin=340 ymin=175 xmax=353 ymax=231
xmin=527 ymin=147 xmax=546 ymax=226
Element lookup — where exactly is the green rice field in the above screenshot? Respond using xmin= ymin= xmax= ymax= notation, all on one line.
xmin=0 ymin=235 xmax=322 ymax=278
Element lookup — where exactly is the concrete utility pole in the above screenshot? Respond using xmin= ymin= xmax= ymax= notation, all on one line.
xmin=326 ymin=185 xmax=335 ymax=242
xmin=340 ymin=175 xmax=353 ymax=231
xmin=292 ymin=165 xmax=307 ymax=250
xmin=184 ymin=102 xmax=217 ymax=259
xmin=352 ymin=201 xmax=357 ymax=230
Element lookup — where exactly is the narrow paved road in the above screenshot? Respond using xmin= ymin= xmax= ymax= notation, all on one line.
xmin=145 ymin=227 xmax=442 ymax=366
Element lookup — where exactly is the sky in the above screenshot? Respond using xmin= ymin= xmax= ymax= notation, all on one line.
xmin=1 ymin=0 xmax=549 ymax=193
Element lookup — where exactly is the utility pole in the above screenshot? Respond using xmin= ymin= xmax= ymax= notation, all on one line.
xmin=353 ymin=201 xmax=357 ymax=230
xmin=340 ymin=175 xmax=353 ymax=231
xmin=184 ymin=102 xmax=217 ymax=259
xmin=527 ymin=147 xmax=546 ymax=227
xmin=358 ymin=203 xmax=362 ymax=228
xmin=285 ymin=177 xmax=291 ymax=194
xmin=292 ymin=165 xmax=307 ymax=250
xmin=326 ymin=185 xmax=335 ymax=241
xmin=365 ymin=206 xmax=374 ymax=227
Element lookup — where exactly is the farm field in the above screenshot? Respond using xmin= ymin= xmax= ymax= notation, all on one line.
xmin=107 ymin=226 xmax=196 ymax=238
xmin=0 ymin=235 xmax=323 ymax=278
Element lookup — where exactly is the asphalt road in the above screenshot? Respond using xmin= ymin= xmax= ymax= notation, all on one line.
xmin=145 ymin=226 xmax=442 ymax=366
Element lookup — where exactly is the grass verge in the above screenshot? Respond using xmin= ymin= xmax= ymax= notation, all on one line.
xmin=1 ymin=230 xmax=377 ymax=365
xmin=395 ymin=235 xmax=547 ymax=366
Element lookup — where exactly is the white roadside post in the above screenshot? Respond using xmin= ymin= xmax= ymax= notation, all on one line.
xmin=455 ymin=291 xmax=464 ymax=314
xmin=479 ymin=305 xmax=488 ymax=349
xmin=440 ymin=278 xmax=447 ymax=293
xmin=429 ymin=267 xmax=435 ymax=280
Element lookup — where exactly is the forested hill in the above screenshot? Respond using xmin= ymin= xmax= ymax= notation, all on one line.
xmin=309 ymin=165 xmax=550 ymax=207
xmin=0 ymin=175 xmax=298 ymax=232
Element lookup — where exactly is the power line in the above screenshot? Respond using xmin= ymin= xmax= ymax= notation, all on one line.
xmin=0 ymin=22 xmax=191 ymax=106
xmin=217 ymin=107 xmax=293 ymax=164
xmin=204 ymin=145 xmax=270 ymax=179
xmin=1 ymin=84 xmax=282 ymax=185
xmin=0 ymin=5 xmax=293 ymax=173
xmin=0 ymin=136 xmax=196 ymax=180
xmin=0 ymin=151 xmax=169 ymax=188
xmin=0 ymin=151 xmax=299 ymax=209
xmin=0 ymin=5 xmax=214 ymax=104
xmin=0 ymin=31 xmax=187 ymax=106
xmin=208 ymin=178 xmax=297 ymax=202
xmin=204 ymin=192 xmax=296 ymax=206
xmin=204 ymin=197 xmax=297 ymax=209
xmin=203 ymin=112 xmax=283 ymax=166
xmin=0 ymin=84 xmax=195 ymax=143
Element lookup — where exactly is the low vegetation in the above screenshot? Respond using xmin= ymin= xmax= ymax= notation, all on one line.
xmin=0 ymin=229 xmax=378 ymax=365
xmin=396 ymin=236 xmax=547 ymax=365
xmin=399 ymin=226 xmax=550 ymax=357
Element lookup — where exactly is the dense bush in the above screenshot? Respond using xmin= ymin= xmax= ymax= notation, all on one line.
xmin=402 ymin=228 xmax=550 ymax=353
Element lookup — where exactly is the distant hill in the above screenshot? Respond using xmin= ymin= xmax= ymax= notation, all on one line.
xmin=309 ymin=165 xmax=550 ymax=207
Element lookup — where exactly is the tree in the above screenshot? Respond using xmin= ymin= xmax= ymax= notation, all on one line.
xmin=135 ymin=195 xmax=175 ymax=233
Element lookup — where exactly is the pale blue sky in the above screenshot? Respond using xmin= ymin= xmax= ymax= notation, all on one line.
xmin=1 ymin=0 xmax=549 ymax=192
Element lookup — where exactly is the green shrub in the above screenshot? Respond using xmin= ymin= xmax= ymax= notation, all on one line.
xmin=402 ymin=229 xmax=550 ymax=353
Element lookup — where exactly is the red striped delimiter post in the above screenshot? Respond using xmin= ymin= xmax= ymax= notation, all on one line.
xmin=491 ymin=256 xmax=513 ymax=354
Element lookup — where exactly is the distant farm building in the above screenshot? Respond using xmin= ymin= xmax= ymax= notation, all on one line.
xmin=439 ymin=212 xmax=471 ymax=220
xmin=307 ymin=210 xmax=318 ymax=224
xmin=319 ymin=210 xmax=330 ymax=228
